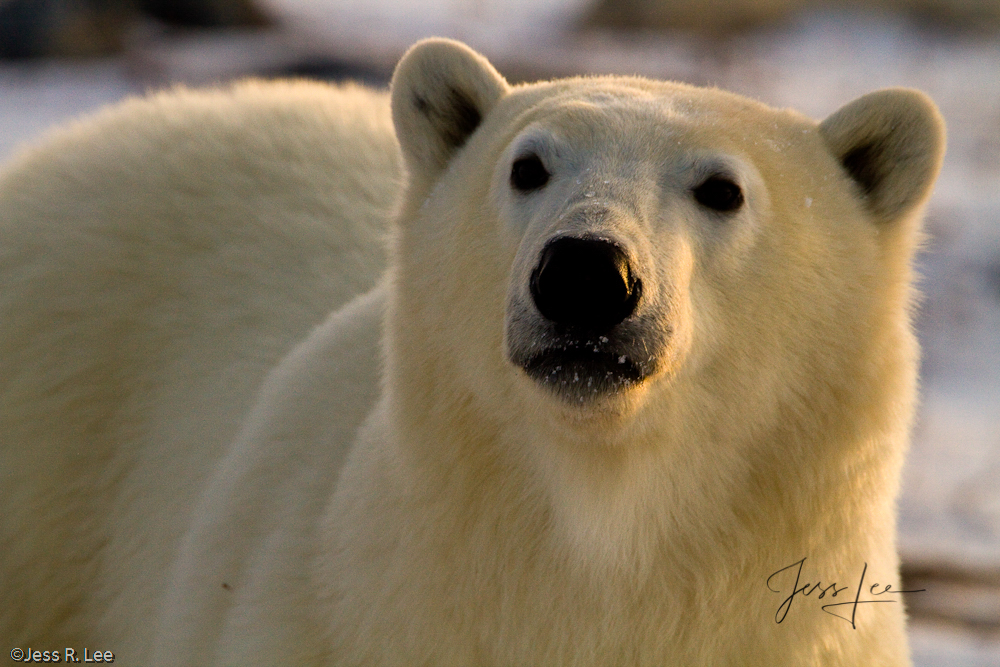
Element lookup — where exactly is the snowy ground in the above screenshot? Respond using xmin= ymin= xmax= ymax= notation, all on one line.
xmin=1 ymin=3 xmax=998 ymax=664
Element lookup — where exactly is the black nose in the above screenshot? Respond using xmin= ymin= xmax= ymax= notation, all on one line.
xmin=529 ymin=236 xmax=641 ymax=332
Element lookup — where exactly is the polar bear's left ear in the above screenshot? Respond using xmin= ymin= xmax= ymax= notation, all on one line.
xmin=820 ymin=88 xmax=945 ymax=224
xmin=391 ymin=38 xmax=509 ymax=181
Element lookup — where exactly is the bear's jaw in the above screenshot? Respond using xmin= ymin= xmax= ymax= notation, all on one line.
xmin=510 ymin=322 xmax=663 ymax=405
xmin=521 ymin=343 xmax=645 ymax=394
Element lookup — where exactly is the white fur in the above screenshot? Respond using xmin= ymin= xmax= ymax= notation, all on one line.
xmin=0 ymin=79 xmax=400 ymax=658
xmin=0 ymin=40 xmax=944 ymax=665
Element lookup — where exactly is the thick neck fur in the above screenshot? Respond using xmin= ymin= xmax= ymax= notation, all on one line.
xmin=326 ymin=183 xmax=921 ymax=662
xmin=361 ymin=265 xmax=913 ymax=662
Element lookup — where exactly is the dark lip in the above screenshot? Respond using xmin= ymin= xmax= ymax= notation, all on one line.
xmin=521 ymin=345 xmax=648 ymax=398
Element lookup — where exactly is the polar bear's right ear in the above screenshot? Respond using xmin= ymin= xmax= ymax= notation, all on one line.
xmin=391 ymin=39 xmax=509 ymax=181
xmin=819 ymin=88 xmax=945 ymax=224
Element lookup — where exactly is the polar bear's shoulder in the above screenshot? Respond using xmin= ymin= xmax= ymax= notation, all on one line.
xmin=152 ymin=284 xmax=385 ymax=664
xmin=3 ymin=78 xmax=395 ymax=172
xmin=0 ymin=79 xmax=400 ymax=232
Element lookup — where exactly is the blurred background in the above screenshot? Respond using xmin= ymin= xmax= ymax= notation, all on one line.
xmin=1 ymin=0 xmax=998 ymax=663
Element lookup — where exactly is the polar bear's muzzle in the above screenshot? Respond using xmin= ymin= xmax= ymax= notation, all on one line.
xmin=529 ymin=236 xmax=642 ymax=333
xmin=507 ymin=234 xmax=666 ymax=403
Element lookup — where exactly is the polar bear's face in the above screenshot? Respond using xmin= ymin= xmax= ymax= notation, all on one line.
xmin=389 ymin=39 xmax=944 ymax=424
xmin=492 ymin=91 xmax=772 ymax=406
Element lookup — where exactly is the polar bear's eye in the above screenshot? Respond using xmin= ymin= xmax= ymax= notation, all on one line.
xmin=510 ymin=154 xmax=550 ymax=192
xmin=693 ymin=175 xmax=744 ymax=212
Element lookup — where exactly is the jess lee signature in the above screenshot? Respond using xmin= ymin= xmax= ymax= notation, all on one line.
xmin=766 ymin=558 xmax=925 ymax=629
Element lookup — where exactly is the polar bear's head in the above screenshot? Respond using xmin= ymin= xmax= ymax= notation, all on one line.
xmin=387 ymin=39 xmax=944 ymax=434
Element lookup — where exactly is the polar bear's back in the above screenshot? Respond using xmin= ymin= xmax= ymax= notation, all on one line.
xmin=0 ymin=79 xmax=400 ymax=650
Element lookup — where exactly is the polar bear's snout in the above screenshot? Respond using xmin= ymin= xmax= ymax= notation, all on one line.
xmin=506 ymin=229 xmax=667 ymax=403
xmin=529 ymin=236 xmax=642 ymax=334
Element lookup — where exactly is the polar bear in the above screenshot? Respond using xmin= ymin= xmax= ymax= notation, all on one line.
xmin=0 ymin=38 xmax=944 ymax=666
